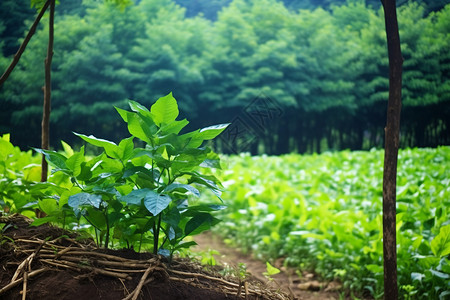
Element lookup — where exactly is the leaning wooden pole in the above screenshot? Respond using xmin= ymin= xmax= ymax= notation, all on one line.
xmin=41 ymin=0 xmax=55 ymax=182
xmin=380 ymin=0 xmax=403 ymax=299
xmin=0 ymin=0 xmax=51 ymax=86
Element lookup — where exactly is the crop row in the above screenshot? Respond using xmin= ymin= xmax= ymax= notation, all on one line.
xmin=209 ymin=148 xmax=450 ymax=299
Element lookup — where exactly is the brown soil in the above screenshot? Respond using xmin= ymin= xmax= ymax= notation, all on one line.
xmin=0 ymin=214 xmax=290 ymax=300
xmin=193 ymin=233 xmax=345 ymax=300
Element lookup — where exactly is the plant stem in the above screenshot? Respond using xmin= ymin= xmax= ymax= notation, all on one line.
xmin=83 ymin=216 xmax=100 ymax=245
xmin=138 ymin=232 xmax=143 ymax=252
xmin=153 ymin=214 xmax=163 ymax=254
xmin=152 ymin=222 xmax=158 ymax=254
xmin=104 ymin=208 xmax=110 ymax=249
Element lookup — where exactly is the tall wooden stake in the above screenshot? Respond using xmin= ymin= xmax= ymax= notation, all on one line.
xmin=41 ymin=0 xmax=55 ymax=182
xmin=381 ymin=0 xmax=403 ymax=299
xmin=0 ymin=0 xmax=51 ymax=86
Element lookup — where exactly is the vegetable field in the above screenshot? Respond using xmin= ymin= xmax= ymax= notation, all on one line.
xmin=210 ymin=147 xmax=450 ymax=299
xmin=1 ymin=130 xmax=449 ymax=298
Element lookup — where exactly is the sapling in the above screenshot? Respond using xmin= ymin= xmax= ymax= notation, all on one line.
xmin=35 ymin=93 xmax=229 ymax=257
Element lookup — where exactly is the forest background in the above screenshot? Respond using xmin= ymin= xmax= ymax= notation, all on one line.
xmin=0 ymin=0 xmax=449 ymax=155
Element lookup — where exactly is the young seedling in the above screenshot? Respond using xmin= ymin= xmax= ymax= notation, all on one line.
xmin=35 ymin=93 xmax=229 ymax=258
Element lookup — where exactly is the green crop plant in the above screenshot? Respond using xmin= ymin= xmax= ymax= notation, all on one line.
xmin=33 ymin=93 xmax=229 ymax=259
xmin=211 ymin=148 xmax=450 ymax=298
xmin=0 ymin=134 xmax=44 ymax=215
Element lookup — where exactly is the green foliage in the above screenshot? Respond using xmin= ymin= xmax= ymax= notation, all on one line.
xmin=32 ymin=93 xmax=228 ymax=258
xmin=211 ymin=147 xmax=450 ymax=298
xmin=0 ymin=134 xmax=44 ymax=216
xmin=1 ymin=0 xmax=449 ymax=152
xmin=263 ymin=261 xmax=280 ymax=280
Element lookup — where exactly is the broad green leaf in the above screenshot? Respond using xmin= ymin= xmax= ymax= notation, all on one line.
xmin=430 ymin=269 xmax=449 ymax=279
xmin=264 ymin=262 xmax=280 ymax=276
xmin=415 ymin=255 xmax=440 ymax=269
xmin=163 ymin=206 xmax=181 ymax=228
xmin=118 ymin=136 xmax=134 ymax=161
xmin=115 ymin=106 xmax=130 ymax=122
xmin=174 ymin=241 xmax=197 ymax=250
xmin=185 ymin=213 xmax=220 ymax=236
xmin=38 ymin=198 xmax=60 ymax=215
xmin=431 ymin=225 xmax=450 ymax=257
xmin=366 ymin=264 xmax=383 ymax=273
xmin=30 ymin=216 xmax=60 ymax=227
xmin=122 ymin=166 xmax=154 ymax=179
xmin=185 ymin=172 xmax=223 ymax=200
xmin=68 ymin=193 xmax=102 ymax=209
xmin=74 ymin=133 xmax=121 ymax=159
xmin=164 ymin=183 xmax=200 ymax=197
xmin=0 ymin=138 xmax=14 ymax=161
xmin=1 ymin=133 xmax=10 ymax=142
xmin=182 ymin=205 xmax=227 ymax=217
xmin=289 ymin=231 xmax=326 ymax=240
xmin=120 ymin=188 xmax=152 ymax=205
xmin=128 ymin=100 xmax=151 ymax=115
xmin=66 ymin=146 xmax=85 ymax=177
xmin=411 ymin=272 xmax=425 ymax=282
xmin=184 ymin=124 xmax=230 ymax=148
xmin=150 ymin=93 xmax=179 ymax=126
xmin=171 ymin=154 xmax=206 ymax=173
xmin=24 ymin=164 xmax=41 ymax=181
xmin=144 ymin=191 xmax=171 ymax=216
xmin=156 ymin=134 xmax=185 ymax=155
xmin=200 ymin=157 xmax=222 ymax=169
xmin=61 ymin=140 xmax=74 ymax=156
xmin=84 ymin=207 xmax=106 ymax=229
xmin=440 ymin=291 xmax=450 ymax=300
xmin=126 ymin=113 xmax=155 ymax=144
xmin=160 ymin=119 xmax=189 ymax=135
xmin=33 ymin=148 xmax=68 ymax=171
xmin=197 ymin=124 xmax=230 ymax=140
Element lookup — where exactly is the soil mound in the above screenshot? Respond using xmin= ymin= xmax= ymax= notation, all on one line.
xmin=0 ymin=214 xmax=290 ymax=300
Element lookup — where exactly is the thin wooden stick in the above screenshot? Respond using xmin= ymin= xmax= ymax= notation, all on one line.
xmin=131 ymin=266 xmax=154 ymax=300
xmin=0 ymin=0 xmax=52 ymax=86
xmin=244 ymin=281 xmax=249 ymax=300
xmin=40 ymin=259 xmax=132 ymax=280
xmin=121 ymin=277 xmax=155 ymax=300
xmin=103 ymin=268 xmax=148 ymax=273
xmin=169 ymin=269 xmax=241 ymax=288
xmin=236 ymin=280 xmax=242 ymax=297
xmin=118 ymin=278 xmax=130 ymax=297
xmin=40 ymin=259 xmax=81 ymax=272
xmin=0 ymin=268 xmax=47 ymax=296
xmin=22 ymin=272 xmax=28 ymax=300
xmin=54 ymin=246 xmax=76 ymax=259
xmin=12 ymin=253 xmax=35 ymax=283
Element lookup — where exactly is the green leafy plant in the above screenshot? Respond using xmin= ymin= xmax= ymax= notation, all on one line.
xmin=0 ymin=134 xmax=44 ymax=216
xmin=34 ymin=93 xmax=229 ymax=259
xmin=211 ymin=147 xmax=450 ymax=298
xmin=263 ymin=261 xmax=280 ymax=281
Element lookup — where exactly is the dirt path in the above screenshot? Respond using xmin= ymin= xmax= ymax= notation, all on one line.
xmin=193 ymin=232 xmax=344 ymax=300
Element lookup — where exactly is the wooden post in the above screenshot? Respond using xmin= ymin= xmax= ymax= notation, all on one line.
xmin=381 ymin=0 xmax=403 ymax=299
xmin=41 ymin=0 xmax=55 ymax=182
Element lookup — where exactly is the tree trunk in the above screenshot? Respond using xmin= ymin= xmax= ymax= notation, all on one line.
xmin=381 ymin=0 xmax=403 ymax=299
xmin=41 ymin=0 xmax=55 ymax=182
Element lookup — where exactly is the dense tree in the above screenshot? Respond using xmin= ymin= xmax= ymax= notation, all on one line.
xmin=0 ymin=0 xmax=449 ymax=153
